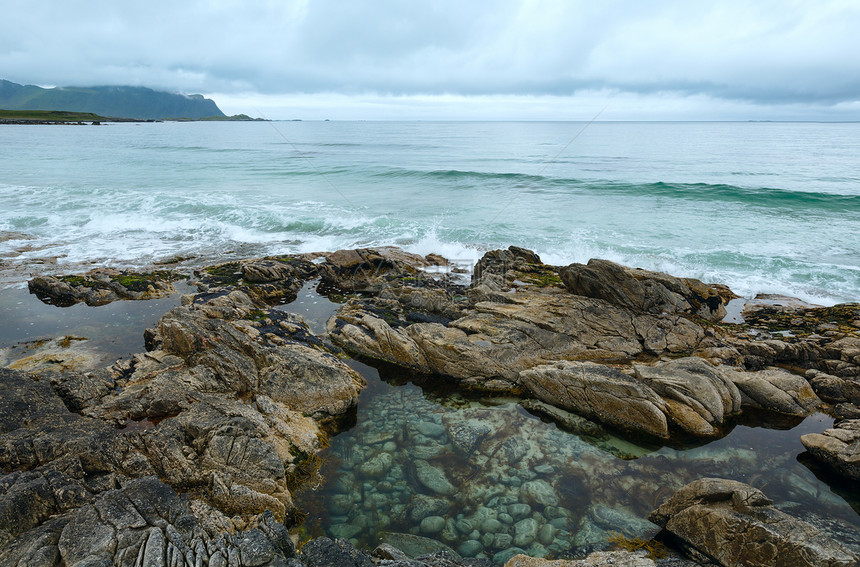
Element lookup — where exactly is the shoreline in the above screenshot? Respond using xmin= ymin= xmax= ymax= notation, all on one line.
xmin=1 ymin=245 xmax=859 ymax=565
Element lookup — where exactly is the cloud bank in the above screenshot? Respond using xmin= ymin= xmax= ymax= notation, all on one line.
xmin=2 ymin=0 xmax=859 ymax=119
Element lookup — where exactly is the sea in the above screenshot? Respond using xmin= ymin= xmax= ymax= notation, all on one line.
xmin=1 ymin=120 xmax=859 ymax=304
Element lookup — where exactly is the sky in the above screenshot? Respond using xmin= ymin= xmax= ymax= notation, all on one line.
xmin=2 ymin=0 xmax=859 ymax=121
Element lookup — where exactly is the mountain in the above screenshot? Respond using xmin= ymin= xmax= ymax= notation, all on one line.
xmin=0 ymin=80 xmax=225 ymax=120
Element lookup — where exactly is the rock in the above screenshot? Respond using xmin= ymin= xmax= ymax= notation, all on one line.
xmin=587 ymin=505 xmax=658 ymax=540
xmin=378 ymin=532 xmax=459 ymax=558
xmin=519 ymin=480 xmax=559 ymax=508
xmin=726 ymin=366 xmax=821 ymax=416
xmin=444 ymin=417 xmax=493 ymax=455
xmin=513 ymin=518 xmax=539 ymax=547
xmin=407 ymin=494 xmax=451 ymax=523
xmin=421 ymin=515 xmax=447 ymax=534
xmin=413 ymin=460 xmax=458 ymax=496
xmin=649 ymin=478 xmax=858 ymax=567
xmin=2 ymin=476 xmax=296 ymax=567
xmin=504 ymin=551 xmax=657 ymax=566
xmin=28 ymin=269 xmax=182 ymax=307
xmin=520 ymin=361 xmax=669 ymax=439
xmin=633 ymin=358 xmax=741 ymax=436
xmin=356 ymin=452 xmax=394 ymax=480
xmin=319 ymin=247 xmax=430 ymax=293
xmin=458 ymin=539 xmax=483 ymax=558
xmin=559 ymin=259 xmax=726 ymax=321
xmin=801 ymin=420 xmax=860 ymax=481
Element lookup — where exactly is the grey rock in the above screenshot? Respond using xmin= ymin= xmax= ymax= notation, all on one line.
xmin=519 ymin=480 xmax=559 ymax=508
xmin=521 ymin=361 xmax=669 ymax=439
xmin=513 ymin=518 xmax=538 ymax=547
xmin=649 ymin=478 xmax=858 ymax=567
xmin=420 ymin=515 xmax=447 ymax=534
xmin=413 ymin=460 xmax=457 ymax=496
xmin=801 ymin=419 xmax=860 ymax=482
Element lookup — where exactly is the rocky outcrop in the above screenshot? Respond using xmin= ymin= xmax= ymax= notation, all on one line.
xmin=28 ymin=269 xmax=182 ymax=306
xmin=560 ymin=259 xmax=728 ymax=322
xmin=520 ymin=362 xmax=670 ymax=439
xmin=649 ymin=478 xmax=858 ymax=566
xmin=801 ymin=420 xmax=860 ymax=482
xmin=1 ymin=280 xmax=366 ymax=557
xmin=195 ymin=255 xmax=318 ymax=304
xmin=328 ymin=248 xmax=836 ymax=440
xmin=319 ymin=247 xmax=448 ymax=293
xmin=1 ymin=476 xmax=297 ymax=567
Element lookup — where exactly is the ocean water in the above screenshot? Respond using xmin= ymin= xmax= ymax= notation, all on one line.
xmin=1 ymin=120 xmax=859 ymax=304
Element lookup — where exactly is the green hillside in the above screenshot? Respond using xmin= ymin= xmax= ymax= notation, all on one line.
xmin=0 ymin=80 xmax=225 ymax=120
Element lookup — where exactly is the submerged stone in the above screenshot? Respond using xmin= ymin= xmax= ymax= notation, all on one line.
xmin=519 ymin=480 xmax=559 ymax=508
xmin=420 ymin=515 xmax=446 ymax=534
xmin=413 ymin=460 xmax=457 ymax=496
xmin=458 ymin=539 xmax=483 ymax=557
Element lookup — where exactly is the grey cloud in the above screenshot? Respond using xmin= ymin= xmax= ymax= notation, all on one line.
xmin=2 ymin=0 xmax=858 ymax=112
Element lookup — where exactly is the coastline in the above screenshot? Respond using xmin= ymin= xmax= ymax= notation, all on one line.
xmin=1 ymin=246 xmax=859 ymax=566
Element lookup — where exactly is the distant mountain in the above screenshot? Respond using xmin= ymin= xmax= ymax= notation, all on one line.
xmin=0 ymin=80 xmax=225 ymax=120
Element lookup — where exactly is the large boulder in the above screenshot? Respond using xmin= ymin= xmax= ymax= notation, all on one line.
xmin=633 ymin=358 xmax=742 ymax=436
xmin=649 ymin=478 xmax=858 ymax=567
xmin=801 ymin=420 xmax=860 ymax=482
xmin=520 ymin=361 xmax=669 ymax=439
xmin=559 ymin=259 xmax=727 ymax=321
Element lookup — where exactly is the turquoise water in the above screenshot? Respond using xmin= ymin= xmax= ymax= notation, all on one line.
xmin=1 ymin=121 xmax=859 ymax=304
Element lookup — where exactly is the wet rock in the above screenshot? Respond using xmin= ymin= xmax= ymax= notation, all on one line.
xmin=407 ymin=494 xmax=451 ymax=523
xmin=445 ymin=417 xmax=493 ymax=455
xmin=649 ymin=478 xmax=858 ymax=567
xmin=378 ymin=532 xmax=459 ymax=558
xmin=513 ymin=518 xmax=539 ymax=547
xmin=356 ymin=452 xmax=394 ymax=480
xmin=519 ymin=480 xmax=559 ymax=508
xmin=28 ymin=269 xmax=182 ymax=307
xmin=458 ymin=539 xmax=483 ymax=557
xmin=413 ymin=460 xmax=458 ymax=496
xmin=801 ymin=420 xmax=860 ymax=482
xmin=587 ymin=504 xmax=659 ymax=540
xmin=520 ymin=361 xmax=669 ymax=439
xmin=319 ymin=247 xmax=430 ymax=293
xmin=421 ymin=515 xmax=447 ymax=534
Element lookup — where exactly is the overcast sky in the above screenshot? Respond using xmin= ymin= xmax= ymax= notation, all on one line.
xmin=3 ymin=0 xmax=859 ymax=120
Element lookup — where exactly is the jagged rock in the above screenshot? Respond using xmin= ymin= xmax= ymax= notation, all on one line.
xmin=195 ymin=255 xmax=317 ymax=303
xmin=559 ymin=259 xmax=726 ymax=321
xmin=801 ymin=420 xmax=860 ymax=482
xmin=520 ymin=361 xmax=669 ymax=439
xmin=318 ymin=247 xmax=430 ymax=293
xmin=330 ymin=289 xmax=705 ymax=393
xmin=649 ymin=478 xmax=858 ymax=567
xmin=28 ymin=269 xmax=181 ymax=307
xmin=0 ymin=476 xmax=296 ymax=567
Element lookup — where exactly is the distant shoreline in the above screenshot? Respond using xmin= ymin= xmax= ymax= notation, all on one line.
xmin=0 ymin=109 xmax=264 ymax=124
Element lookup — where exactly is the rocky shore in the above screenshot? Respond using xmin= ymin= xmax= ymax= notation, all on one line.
xmin=2 ymin=246 xmax=859 ymax=566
